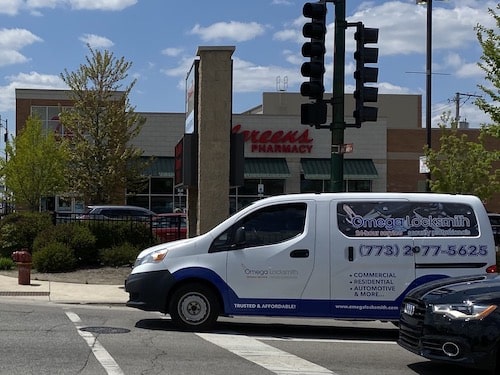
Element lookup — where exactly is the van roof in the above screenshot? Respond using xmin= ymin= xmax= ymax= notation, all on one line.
xmin=250 ymin=192 xmax=482 ymax=205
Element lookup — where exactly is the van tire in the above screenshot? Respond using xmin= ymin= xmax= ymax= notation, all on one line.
xmin=169 ymin=283 xmax=219 ymax=331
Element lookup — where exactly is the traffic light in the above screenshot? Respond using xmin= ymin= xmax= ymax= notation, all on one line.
xmin=353 ymin=23 xmax=379 ymax=126
xmin=301 ymin=101 xmax=327 ymax=128
xmin=300 ymin=1 xmax=327 ymax=127
xmin=300 ymin=1 xmax=327 ymax=101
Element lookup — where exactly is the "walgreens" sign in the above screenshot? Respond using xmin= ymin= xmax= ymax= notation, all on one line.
xmin=232 ymin=124 xmax=314 ymax=154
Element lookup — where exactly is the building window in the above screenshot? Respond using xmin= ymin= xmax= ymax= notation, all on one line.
xmin=345 ymin=180 xmax=371 ymax=192
xmin=31 ymin=106 xmax=71 ymax=136
xmin=127 ymin=176 xmax=184 ymax=214
xmin=230 ymin=179 xmax=286 ymax=213
xmin=300 ymin=175 xmax=372 ymax=193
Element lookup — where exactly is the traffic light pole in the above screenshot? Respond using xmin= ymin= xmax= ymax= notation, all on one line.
xmin=331 ymin=0 xmax=346 ymax=193
xmin=301 ymin=0 xmax=378 ymax=192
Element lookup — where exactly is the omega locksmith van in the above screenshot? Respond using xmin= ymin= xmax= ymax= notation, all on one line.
xmin=125 ymin=193 xmax=497 ymax=330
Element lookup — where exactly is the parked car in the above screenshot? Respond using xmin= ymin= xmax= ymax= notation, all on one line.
xmin=78 ymin=205 xmax=156 ymax=221
xmin=489 ymin=213 xmax=500 ymax=249
xmin=152 ymin=213 xmax=186 ymax=242
xmin=398 ymin=274 xmax=500 ymax=373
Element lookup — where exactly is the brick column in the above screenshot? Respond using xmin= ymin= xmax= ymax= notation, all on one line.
xmin=196 ymin=46 xmax=235 ymax=234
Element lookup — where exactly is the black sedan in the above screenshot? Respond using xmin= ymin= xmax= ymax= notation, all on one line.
xmin=398 ymin=274 xmax=500 ymax=373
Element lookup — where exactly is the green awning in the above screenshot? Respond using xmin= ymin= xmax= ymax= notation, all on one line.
xmin=245 ymin=158 xmax=290 ymax=178
xmin=301 ymin=158 xmax=378 ymax=180
xmin=142 ymin=157 xmax=174 ymax=177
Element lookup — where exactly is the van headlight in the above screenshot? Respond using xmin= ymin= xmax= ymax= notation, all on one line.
xmin=432 ymin=302 xmax=497 ymax=320
xmin=134 ymin=249 xmax=169 ymax=267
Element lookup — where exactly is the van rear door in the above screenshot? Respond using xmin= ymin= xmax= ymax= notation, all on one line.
xmin=412 ymin=201 xmax=491 ymax=277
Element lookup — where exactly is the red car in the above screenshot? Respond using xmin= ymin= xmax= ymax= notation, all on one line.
xmin=152 ymin=213 xmax=187 ymax=243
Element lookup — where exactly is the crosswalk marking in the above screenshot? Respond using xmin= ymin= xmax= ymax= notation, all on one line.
xmin=66 ymin=311 xmax=124 ymax=375
xmin=197 ymin=332 xmax=338 ymax=375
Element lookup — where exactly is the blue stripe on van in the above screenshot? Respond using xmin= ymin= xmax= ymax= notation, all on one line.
xmin=172 ymin=268 xmax=449 ymax=320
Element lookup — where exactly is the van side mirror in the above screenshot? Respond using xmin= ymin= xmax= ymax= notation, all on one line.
xmin=233 ymin=226 xmax=246 ymax=247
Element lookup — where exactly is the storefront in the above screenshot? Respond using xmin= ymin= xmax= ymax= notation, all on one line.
xmin=23 ymin=90 xmax=500 ymax=215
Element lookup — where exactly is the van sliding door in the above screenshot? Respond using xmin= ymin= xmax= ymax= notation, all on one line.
xmin=331 ymin=200 xmax=416 ymax=321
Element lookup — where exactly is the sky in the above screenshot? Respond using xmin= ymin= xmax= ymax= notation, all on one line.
xmin=0 ymin=0 xmax=497 ymax=139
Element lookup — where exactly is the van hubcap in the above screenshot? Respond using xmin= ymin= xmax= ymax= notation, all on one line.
xmin=179 ymin=293 xmax=209 ymax=323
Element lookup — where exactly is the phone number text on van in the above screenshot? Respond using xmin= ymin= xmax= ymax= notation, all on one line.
xmin=359 ymin=244 xmax=489 ymax=257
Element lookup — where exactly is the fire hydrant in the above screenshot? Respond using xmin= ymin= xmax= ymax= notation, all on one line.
xmin=12 ymin=249 xmax=32 ymax=285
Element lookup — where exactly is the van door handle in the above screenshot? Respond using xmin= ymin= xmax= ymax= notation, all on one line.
xmin=348 ymin=246 xmax=354 ymax=262
xmin=290 ymin=249 xmax=309 ymax=258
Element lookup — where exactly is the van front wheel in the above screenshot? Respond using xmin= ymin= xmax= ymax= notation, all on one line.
xmin=169 ymin=284 xmax=219 ymax=331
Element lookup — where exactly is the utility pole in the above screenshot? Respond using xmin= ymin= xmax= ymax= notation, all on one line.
xmin=453 ymin=92 xmax=481 ymax=124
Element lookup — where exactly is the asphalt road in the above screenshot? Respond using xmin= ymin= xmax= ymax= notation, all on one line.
xmin=0 ymin=298 xmax=490 ymax=375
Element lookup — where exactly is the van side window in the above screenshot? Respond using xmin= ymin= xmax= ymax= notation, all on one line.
xmin=209 ymin=203 xmax=307 ymax=252
xmin=338 ymin=201 xmax=479 ymax=237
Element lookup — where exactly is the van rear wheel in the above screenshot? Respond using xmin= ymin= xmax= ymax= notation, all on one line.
xmin=169 ymin=284 xmax=219 ymax=331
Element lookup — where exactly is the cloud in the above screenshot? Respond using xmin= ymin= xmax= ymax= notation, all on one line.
xmin=455 ymin=62 xmax=482 ymax=79
xmin=233 ymin=57 xmax=294 ymax=92
xmin=0 ymin=0 xmax=23 ymax=15
xmin=0 ymin=28 xmax=43 ymax=67
xmin=271 ymin=0 xmax=293 ymax=5
xmin=0 ymin=71 xmax=66 ymax=112
xmin=69 ymin=0 xmax=137 ymax=11
xmin=161 ymin=47 xmax=184 ymax=57
xmin=346 ymin=1 xmax=496 ymax=56
xmin=26 ymin=0 xmax=59 ymax=9
xmin=79 ymin=33 xmax=114 ymax=48
xmin=161 ymin=55 xmax=300 ymax=94
xmin=0 ymin=0 xmax=137 ymax=14
xmin=190 ymin=21 xmax=266 ymax=42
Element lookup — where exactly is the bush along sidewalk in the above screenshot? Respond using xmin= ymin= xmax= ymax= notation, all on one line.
xmin=0 ymin=212 xmax=155 ymax=273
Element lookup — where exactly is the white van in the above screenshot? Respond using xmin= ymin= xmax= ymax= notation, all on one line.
xmin=125 ymin=193 xmax=497 ymax=330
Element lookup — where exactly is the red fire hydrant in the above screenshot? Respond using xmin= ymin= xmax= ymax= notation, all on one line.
xmin=12 ymin=249 xmax=32 ymax=285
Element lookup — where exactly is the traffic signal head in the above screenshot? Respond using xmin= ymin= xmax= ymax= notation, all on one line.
xmin=301 ymin=101 xmax=327 ymax=128
xmin=300 ymin=2 xmax=327 ymax=101
xmin=353 ymin=23 xmax=379 ymax=125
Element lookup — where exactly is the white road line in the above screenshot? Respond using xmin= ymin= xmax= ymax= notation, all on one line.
xmin=197 ymin=332 xmax=339 ymax=375
xmin=65 ymin=311 xmax=124 ymax=375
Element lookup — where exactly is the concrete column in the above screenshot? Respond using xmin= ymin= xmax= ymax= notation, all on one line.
xmin=196 ymin=46 xmax=235 ymax=234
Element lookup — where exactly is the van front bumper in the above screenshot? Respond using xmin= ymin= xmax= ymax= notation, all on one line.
xmin=125 ymin=269 xmax=174 ymax=313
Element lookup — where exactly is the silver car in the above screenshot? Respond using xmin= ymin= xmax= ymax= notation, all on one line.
xmin=78 ymin=205 xmax=156 ymax=220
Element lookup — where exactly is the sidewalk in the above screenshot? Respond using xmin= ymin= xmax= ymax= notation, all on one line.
xmin=0 ymin=274 xmax=128 ymax=304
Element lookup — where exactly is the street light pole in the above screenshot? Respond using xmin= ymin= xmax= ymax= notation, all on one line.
xmin=416 ymin=0 xmax=432 ymax=190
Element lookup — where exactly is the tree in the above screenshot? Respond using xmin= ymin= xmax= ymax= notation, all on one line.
xmin=425 ymin=113 xmax=498 ymax=201
xmin=475 ymin=4 xmax=500 ymax=138
xmin=0 ymin=116 xmax=70 ymax=211
xmin=59 ymin=45 xmax=147 ymax=204
xmin=424 ymin=6 xmax=500 ymax=202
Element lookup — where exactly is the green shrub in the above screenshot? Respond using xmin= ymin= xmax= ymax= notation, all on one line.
xmin=32 ymin=242 xmax=77 ymax=273
xmin=99 ymin=242 xmax=141 ymax=267
xmin=33 ymin=223 xmax=97 ymax=266
xmin=0 ymin=212 xmax=53 ymax=258
xmin=0 ymin=257 xmax=15 ymax=270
